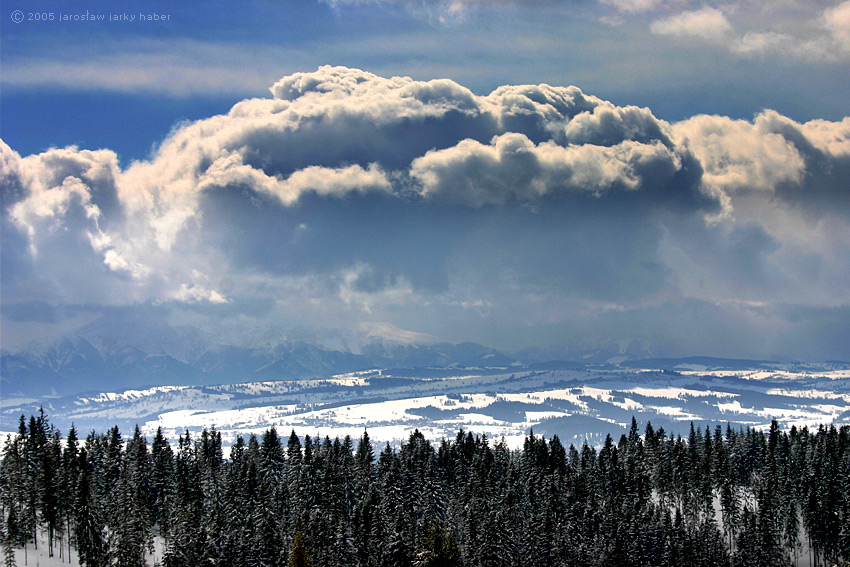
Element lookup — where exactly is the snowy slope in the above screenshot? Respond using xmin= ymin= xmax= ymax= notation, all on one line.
xmin=4 ymin=364 xmax=848 ymax=449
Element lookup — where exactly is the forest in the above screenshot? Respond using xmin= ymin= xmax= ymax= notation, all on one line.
xmin=1 ymin=411 xmax=848 ymax=567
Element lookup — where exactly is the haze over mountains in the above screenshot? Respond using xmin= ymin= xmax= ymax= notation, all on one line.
xmin=1 ymin=314 xmax=673 ymax=398
xmin=0 ymin=316 xmax=485 ymax=397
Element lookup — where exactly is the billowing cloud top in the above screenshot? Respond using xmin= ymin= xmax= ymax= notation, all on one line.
xmin=2 ymin=66 xmax=849 ymax=359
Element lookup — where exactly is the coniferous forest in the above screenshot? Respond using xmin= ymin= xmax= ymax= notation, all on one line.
xmin=1 ymin=411 xmax=849 ymax=567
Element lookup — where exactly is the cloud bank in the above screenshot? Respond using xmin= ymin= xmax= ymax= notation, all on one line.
xmin=2 ymin=66 xmax=849 ymax=358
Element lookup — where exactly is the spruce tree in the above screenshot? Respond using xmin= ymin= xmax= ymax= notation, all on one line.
xmin=150 ymin=427 xmax=174 ymax=537
xmin=415 ymin=519 xmax=462 ymax=567
xmin=2 ymin=412 xmax=848 ymax=567
xmin=288 ymin=531 xmax=313 ymax=567
xmin=74 ymin=450 xmax=108 ymax=567
xmin=2 ymin=507 xmax=20 ymax=567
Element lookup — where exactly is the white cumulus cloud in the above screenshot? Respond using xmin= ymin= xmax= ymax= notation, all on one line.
xmin=650 ymin=7 xmax=732 ymax=42
xmin=2 ymin=67 xmax=849 ymax=357
xmin=825 ymin=0 xmax=850 ymax=50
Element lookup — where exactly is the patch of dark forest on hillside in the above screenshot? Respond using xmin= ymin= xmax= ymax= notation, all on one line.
xmin=2 ymin=412 xmax=849 ymax=567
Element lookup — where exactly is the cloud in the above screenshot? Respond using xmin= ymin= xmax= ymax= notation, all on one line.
xmin=650 ymin=8 xmax=732 ymax=42
xmin=673 ymin=110 xmax=850 ymax=216
xmin=198 ymin=157 xmax=392 ymax=206
xmin=598 ymin=0 xmax=666 ymax=15
xmin=825 ymin=0 xmax=850 ymax=50
xmin=410 ymin=134 xmax=684 ymax=206
xmin=641 ymin=1 xmax=850 ymax=62
xmin=672 ymin=112 xmax=806 ymax=195
xmin=2 ymin=66 xmax=849 ymax=358
xmin=317 ymin=0 xmax=528 ymax=23
xmin=1 ymin=39 xmax=305 ymax=96
xmin=359 ymin=321 xmax=436 ymax=344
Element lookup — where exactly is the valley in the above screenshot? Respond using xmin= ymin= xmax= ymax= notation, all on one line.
xmin=4 ymin=361 xmax=849 ymax=448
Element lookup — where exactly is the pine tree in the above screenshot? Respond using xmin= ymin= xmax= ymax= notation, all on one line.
xmin=353 ymin=486 xmax=381 ymax=567
xmin=1 ymin=430 xmax=27 ymax=546
xmin=261 ymin=427 xmax=285 ymax=481
xmin=37 ymin=429 xmax=62 ymax=557
xmin=109 ymin=426 xmax=153 ymax=567
xmin=415 ymin=519 xmax=462 ymax=567
xmin=288 ymin=531 xmax=313 ymax=567
xmin=3 ymin=413 xmax=848 ymax=567
xmin=2 ymin=508 xmax=19 ymax=567
xmin=74 ymin=449 xmax=108 ymax=567
xmin=383 ymin=515 xmax=413 ymax=567
xmin=23 ymin=412 xmax=46 ymax=550
xmin=355 ymin=430 xmax=374 ymax=495
xmin=163 ymin=430 xmax=205 ymax=567
xmin=151 ymin=426 xmax=174 ymax=537
xmin=59 ymin=425 xmax=80 ymax=561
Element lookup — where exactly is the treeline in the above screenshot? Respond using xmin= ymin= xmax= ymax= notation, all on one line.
xmin=1 ymin=411 xmax=849 ymax=567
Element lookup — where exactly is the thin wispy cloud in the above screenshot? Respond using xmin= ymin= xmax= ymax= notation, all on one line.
xmin=1 ymin=40 xmax=309 ymax=95
xmin=646 ymin=1 xmax=850 ymax=62
xmin=317 ymin=0 xmax=850 ymax=63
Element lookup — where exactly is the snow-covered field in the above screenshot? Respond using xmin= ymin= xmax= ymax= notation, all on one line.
xmin=3 ymin=366 xmax=849 ymax=448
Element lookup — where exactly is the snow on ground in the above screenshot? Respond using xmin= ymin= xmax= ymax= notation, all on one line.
xmin=126 ymin=368 xmax=850 ymax=448
xmin=765 ymin=387 xmax=850 ymax=402
xmin=625 ymin=386 xmax=736 ymax=400
xmin=680 ymin=368 xmax=850 ymax=381
xmin=11 ymin=528 xmax=165 ymax=567
xmin=717 ymin=400 xmax=746 ymax=414
xmin=650 ymin=406 xmax=700 ymax=420
xmin=4 ymin=366 xmax=848 ymax=450
xmin=79 ymin=385 xmax=190 ymax=404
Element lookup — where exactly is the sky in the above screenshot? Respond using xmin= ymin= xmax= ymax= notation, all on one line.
xmin=1 ymin=0 xmax=849 ymax=360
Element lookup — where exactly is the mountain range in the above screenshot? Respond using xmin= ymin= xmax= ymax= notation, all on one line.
xmin=1 ymin=315 xmax=515 ymax=397
xmin=4 ymin=315 xmax=838 ymax=399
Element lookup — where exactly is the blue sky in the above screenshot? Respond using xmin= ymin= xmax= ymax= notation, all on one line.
xmin=4 ymin=0 xmax=849 ymax=160
xmin=2 ymin=0 xmax=850 ymax=359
